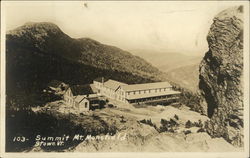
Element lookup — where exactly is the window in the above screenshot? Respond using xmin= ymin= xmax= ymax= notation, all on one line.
xmin=85 ymin=102 xmax=88 ymax=108
xmin=133 ymin=91 xmax=136 ymax=95
xmin=139 ymin=91 xmax=141 ymax=94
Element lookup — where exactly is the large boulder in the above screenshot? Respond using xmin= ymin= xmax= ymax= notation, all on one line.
xmin=199 ymin=6 xmax=244 ymax=147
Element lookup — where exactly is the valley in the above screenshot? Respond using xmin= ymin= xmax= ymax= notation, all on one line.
xmin=131 ymin=51 xmax=203 ymax=92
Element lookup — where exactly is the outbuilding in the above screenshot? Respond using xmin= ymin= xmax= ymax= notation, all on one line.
xmin=74 ymin=96 xmax=90 ymax=112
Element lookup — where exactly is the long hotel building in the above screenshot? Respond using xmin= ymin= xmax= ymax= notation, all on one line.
xmin=93 ymin=78 xmax=180 ymax=104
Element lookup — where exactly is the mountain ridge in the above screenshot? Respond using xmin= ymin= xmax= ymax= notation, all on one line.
xmin=130 ymin=50 xmax=203 ymax=92
xmin=7 ymin=22 xmax=160 ymax=74
xmin=6 ymin=22 xmax=165 ymax=105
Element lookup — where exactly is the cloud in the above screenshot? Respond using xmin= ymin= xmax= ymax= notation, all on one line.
xmin=161 ymin=9 xmax=195 ymax=14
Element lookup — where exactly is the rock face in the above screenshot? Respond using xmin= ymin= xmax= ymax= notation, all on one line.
xmin=199 ymin=6 xmax=244 ymax=147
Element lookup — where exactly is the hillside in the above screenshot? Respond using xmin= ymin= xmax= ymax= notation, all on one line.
xmin=131 ymin=50 xmax=202 ymax=92
xmin=6 ymin=22 xmax=164 ymax=105
xmin=165 ymin=63 xmax=200 ymax=92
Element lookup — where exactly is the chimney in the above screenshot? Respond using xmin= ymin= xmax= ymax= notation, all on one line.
xmin=102 ymin=77 xmax=104 ymax=85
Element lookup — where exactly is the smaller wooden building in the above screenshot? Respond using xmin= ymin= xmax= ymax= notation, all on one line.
xmin=63 ymin=87 xmax=74 ymax=107
xmin=63 ymin=84 xmax=97 ymax=107
xmin=63 ymin=84 xmax=103 ymax=112
xmin=74 ymin=96 xmax=90 ymax=111
xmin=48 ymin=80 xmax=67 ymax=90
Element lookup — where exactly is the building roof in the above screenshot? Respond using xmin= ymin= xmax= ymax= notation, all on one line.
xmin=88 ymin=94 xmax=99 ymax=98
xmin=94 ymin=77 xmax=109 ymax=83
xmin=70 ymin=84 xmax=97 ymax=96
xmin=120 ymin=81 xmax=172 ymax=92
xmin=47 ymin=80 xmax=66 ymax=88
xmin=89 ymin=84 xmax=99 ymax=93
xmin=74 ymin=95 xmax=87 ymax=103
xmin=74 ymin=94 xmax=99 ymax=103
xmin=104 ymin=79 xmax=127 ymax=90
xmin=88 ymin=97 xmax=99 ymax=101
xmin=126 ymin=90 xmax=181 ymax=100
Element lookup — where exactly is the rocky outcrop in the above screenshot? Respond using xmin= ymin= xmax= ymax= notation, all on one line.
xmin=199 ymin=6 xmax=244 ymax=147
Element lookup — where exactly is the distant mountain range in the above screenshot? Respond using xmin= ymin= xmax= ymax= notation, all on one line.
xmin=131 ymin=50 xmax=203 ymax=92
xmin=6 ymin=22 xmax=165 ymax=99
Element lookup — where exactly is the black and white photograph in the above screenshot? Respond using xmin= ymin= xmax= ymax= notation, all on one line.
xmin=0 ymin=1 xmax=249 ymax=157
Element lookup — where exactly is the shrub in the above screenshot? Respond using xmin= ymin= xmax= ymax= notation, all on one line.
xmin=185 ymin=120 xmax=193 ymax=128
xmin=160 ymin=119 xmax=169 ymax=126
xmin=146 ymin=119 xmax=154 ymax=126
xmin=108 ymin=104 xmax=114 ymax=108
xmin=159 ymin=126 xmax=168 ymax=133
xmin=140 ymin=119 xmax=146 ymax=124
xmin=159 ymin=118 xmax=180 ymax=133
xmin=197 ymin=128 xmax=206 ymax=133
xmin=197 ymin=119 xmax=203 ymax=128
xmin=140 ymin=119 xmax=157 ymax=130
xmin=184 ymin=130 xmax=192 ymax=135
xmin=170 ymin=118 xmax=179 ymax=126
xmin=174 ymin=114 xmax=179 ymax=120
xmin=172 ymin=85 xmax=205 ymax=115
xmin=99 ymin=100 xmax=106 ymax=109
xmin=191 ymin=120 xmax=203 ymax=128
xmin=168 ymin=128 xmax=175 ymax=133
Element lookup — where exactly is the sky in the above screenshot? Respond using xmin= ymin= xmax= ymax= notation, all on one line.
xmin=2 ymin=1 xmax=245 ymax=56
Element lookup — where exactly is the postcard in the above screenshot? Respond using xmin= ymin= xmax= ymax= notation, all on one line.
xmin=0 ymin=1 xmax=249 ymax=158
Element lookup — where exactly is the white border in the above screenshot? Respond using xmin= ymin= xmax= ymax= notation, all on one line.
xmin=243 ymin=1 xmax=250 ymax=158
xmin=1 ymin=1 xmax=6 ymax=157
xmin=0 ymin=1 xmax=249 ymax=158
